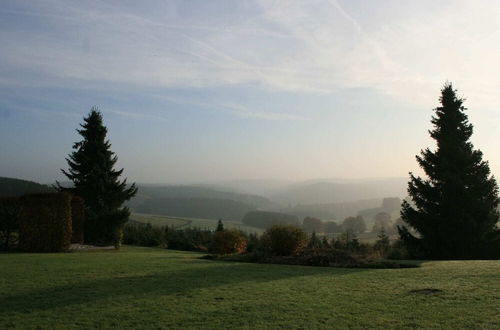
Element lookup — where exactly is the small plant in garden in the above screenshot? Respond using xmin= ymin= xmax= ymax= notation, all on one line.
xmin=374 ymin=228 xmax=390 ymax=256
xmin=260 ymin=225 xmax=308 ymax=256
xmin=307 ymin=232 xmax=322 ymax=248
xmin=211 ymin=229 xmax=247 ymax=255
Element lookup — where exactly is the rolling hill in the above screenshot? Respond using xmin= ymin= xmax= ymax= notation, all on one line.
xmin=0 ymin=177 xmax=53 ymax=197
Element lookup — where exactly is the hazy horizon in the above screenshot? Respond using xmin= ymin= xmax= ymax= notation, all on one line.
xmin=2 ymin=1 xmax=500 ymax=184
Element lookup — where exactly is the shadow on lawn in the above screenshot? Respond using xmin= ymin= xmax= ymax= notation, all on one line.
xmin=0 ymin=261 xmax=369 ymax=313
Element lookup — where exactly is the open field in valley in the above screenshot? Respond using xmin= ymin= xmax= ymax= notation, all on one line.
xmin=130 ymin=213 xmax=264 ymax=234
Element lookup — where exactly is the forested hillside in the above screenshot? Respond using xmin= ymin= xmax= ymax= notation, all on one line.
xmin=271 ymin=178 xmax=406 ymax=205
xmin=134 ymin=197 xmax=256 ymax=221
xmin=0 ymin=177 xmax=53 ymax=197
xmin=279 ymin=198 xmax=384 ymax=221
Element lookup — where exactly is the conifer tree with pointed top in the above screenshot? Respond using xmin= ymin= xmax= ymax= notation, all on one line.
xmin=400 ymin=83 xmax=500 ymax=259
xmin=56 ymin=108 xmax=137 ymax=245
xmin=216 ymin=219 xmax=224 ymax=232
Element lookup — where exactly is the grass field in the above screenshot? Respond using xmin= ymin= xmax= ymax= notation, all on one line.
xmin=0 ymin=247 xmax=498 ymax=329
xmin=130 ymin=212 xmax=264 ymax=234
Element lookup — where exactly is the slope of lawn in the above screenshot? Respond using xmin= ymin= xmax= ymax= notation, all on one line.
xmin=130 ymin=212 xmax=264 ymax=234
xmin=0 ymin=246 xmax=498 ymax=329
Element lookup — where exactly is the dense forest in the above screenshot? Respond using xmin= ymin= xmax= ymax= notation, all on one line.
xmin=0 ymin=177 xmax=53 ymax=197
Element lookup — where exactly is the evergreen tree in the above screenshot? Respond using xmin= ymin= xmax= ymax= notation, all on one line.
xmin=374 ymin=228 xmax=390 ymax=254
xmin=307 ymin=231 xmax=321 ymax=248
xmin=321 ymin=236 xmax=330 ymax=248
xmin=216 ymin=219 xmax=224 ymax=232
xmin=400 ymin=83 xmax=500 ymax=259
xmin=56 ymin=108 xmax=137 ymax=245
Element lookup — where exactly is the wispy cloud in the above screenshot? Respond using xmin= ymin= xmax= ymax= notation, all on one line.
xmin=2 ymin=0 xmax=500 ymax=109
xmin=6 ymin=104 xmax=80 ymax=119
xmin=152 ymin=94 xmax=311 ymax=121
xmin=106 ymin=109 xmax=169 ymax=122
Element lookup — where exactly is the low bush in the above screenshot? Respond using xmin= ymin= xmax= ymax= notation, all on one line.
xmin=165 ymin=227 xmax=213 ymax=252
xmin=209 ymin=248 xmax=419 ymax=269
xmin=122 ymin=222 xmax=215 ymax=251
xmin=244 ymin=232 xmax=261 ymax=252
xmin=260 ymin=225 xmax=308 ymax=256
xmin=211 ymin=229 xmax=247 ymax=255
xmin=18 ymin=193 xmax=72 ymax=252
xmin=331 ymin=231 xmax=363 ymax=251
xmin=387 ymin=240 xmax=410 ymax=260
xmin=373 ymin=229 xmax=391 ymax=257
xmin=123 ymin=223 xmax=167 ymax=247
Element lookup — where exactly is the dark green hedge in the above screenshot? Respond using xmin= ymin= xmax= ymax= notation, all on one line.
xmin=71 ymin=196 xmax=85 ymax=244
xmin=0 ymin=197 xmax=21 ymax=250
xmin=18 ymin=193 xmax=72 ymax=252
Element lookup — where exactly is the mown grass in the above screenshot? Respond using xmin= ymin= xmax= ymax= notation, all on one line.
xmin=130 ymin=212 xmax=264 ymax=234
xmin=0 ymin=246 xmax=498 ymax=329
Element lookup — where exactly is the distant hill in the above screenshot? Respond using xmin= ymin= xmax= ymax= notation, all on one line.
xmin=129 ymin=184 xmax=276 ymax=209
xmin=0 ymin=177 xmax=53 ymax=197
xmin=276 ymin=198 xmax=384 ymax=222
xmin=270 ymin=178 xmax=407 ymax=205
xmin=127 ymin=184 xmax=281 ymax=221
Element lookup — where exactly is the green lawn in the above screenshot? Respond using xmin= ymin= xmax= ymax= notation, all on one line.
xmin=0 ymin=247 xmax=498 ymax=329
xmin=130 ymin=212 xmax=264 ymax=234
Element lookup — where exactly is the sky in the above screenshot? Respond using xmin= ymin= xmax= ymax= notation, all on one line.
xmin=2 ymin=0 xmax=500 ymax=184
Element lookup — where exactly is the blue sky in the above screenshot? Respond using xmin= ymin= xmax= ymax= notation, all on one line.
xmin=2 ymin=0 xmax=500 ymax=184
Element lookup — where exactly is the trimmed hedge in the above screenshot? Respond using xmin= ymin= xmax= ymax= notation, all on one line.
xmin=18 ymin=193 xmax=72 ymax=252
xmin=0 ymin=197 xmax=21 ymax=250
xmin=71 ymin=196 xmax=85 ymax=244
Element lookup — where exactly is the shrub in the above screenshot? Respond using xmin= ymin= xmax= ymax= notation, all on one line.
xmin=245 ymin=232 xmax=261 ymax=252
xmin=332 ymin=231 xmax=368 ymax=253
xmin=213 ymin=247 xmax=419 ymax=269
xmin=18 ymin=193 xmax=72 ymax=252
xmin=279 ymin=248 xmax=360 ymax=267
xmin=387 ymin=239 xmax=410 ymax=260
xmin=165 ymin=227 xmax=213 ymax=252
xmin=211 ymin=229 xmax=247 ymax=255
xmin=307 ymin=232 xmax=322 ymax=248
xmin=261 ymin=225 xmax=307 ymax=256
xmin=0 ymin=197 xmax=21 ymax=251
xmin=374 ymin=228 xmax=390 ymax=256
xmin=70 ymin=196 xmax=85 ymax=244
xmin=123 ymin=222 xmax=167 ymax=247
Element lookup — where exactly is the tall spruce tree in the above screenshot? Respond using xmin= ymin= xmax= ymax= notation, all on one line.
xmin=400 ymin=83 xmax=499 ymax=259
xmin=57 ymin=108 xmax=137 ymax=245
